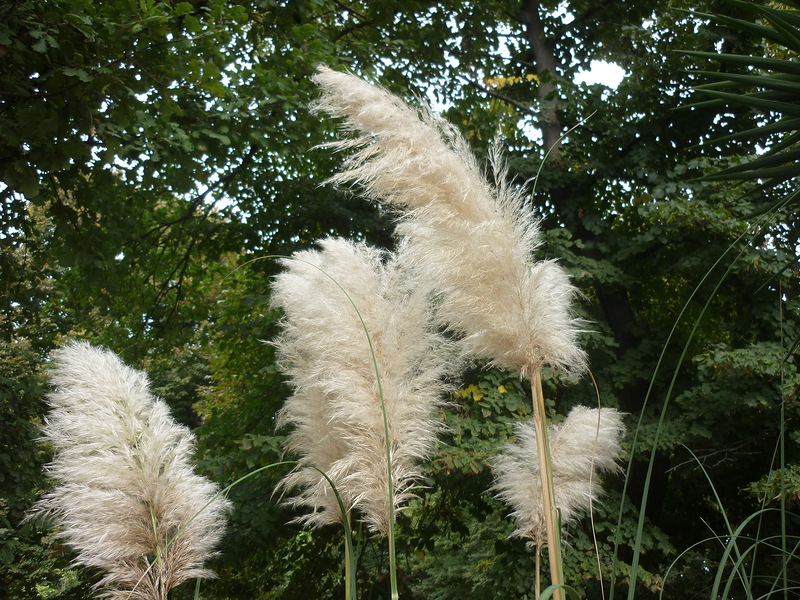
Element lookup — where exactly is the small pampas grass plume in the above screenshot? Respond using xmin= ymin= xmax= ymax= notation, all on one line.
xmin=271 ymin=237 xmax=456 ymax=536
xmin=492 ymin=406 xmax=625 ymax=545
xmin=30 ymin=341 xmax=230 ymax=600
xmin=312 ymin=66 xmax=586 ymax=377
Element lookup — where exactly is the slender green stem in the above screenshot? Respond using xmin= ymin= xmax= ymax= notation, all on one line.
xmin=376 ymin=367 xmax=399 ymax=600
xmin=342 ymin=268 xmax=398 ymax=599
xmin=530 ymin=368 xmax=564 ymax=600
xmin=339 ymin=266 xmax=398 ymax=600
xmin=344 ymin=511 xmax=354 ymax=600
xmin=388 ymin=518 xmax=399 ymax=600
xmin=779 ymin=281 xmax=788 ymax=600
xmin=608 ymin=200 xmax=789 ymax=600
xmin=308 ymin=467 xmax=357 ymax=600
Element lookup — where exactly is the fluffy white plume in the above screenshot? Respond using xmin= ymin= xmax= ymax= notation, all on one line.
xmin=492 ymin=406 xmax=625 ymax=544
xmin=313 ymin=66 xmax=586 ymax=376
xmin=31 ymin=342 xmax=230 ymax=600
xmin=272 ymin=237 xmax=456 ymax=535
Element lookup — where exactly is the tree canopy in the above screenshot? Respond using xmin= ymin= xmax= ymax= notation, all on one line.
xmin=2 ymin=1 xmax=798 ymax=599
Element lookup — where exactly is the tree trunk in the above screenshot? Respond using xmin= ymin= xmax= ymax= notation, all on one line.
xmin=517 ymin=0 xmax=669 ymax=521
xmin=519 ymin=0 xmax=563 ymax=159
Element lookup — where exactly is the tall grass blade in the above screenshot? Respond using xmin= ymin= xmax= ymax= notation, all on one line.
xmin=611 ymin=198 xmax=791 ymax=599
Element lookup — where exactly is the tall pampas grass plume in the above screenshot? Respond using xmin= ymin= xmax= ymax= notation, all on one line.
xmin=312 ymin=66 xmax=591 ymax=598
xmin=271 ymin=237 xmax=456 ymax=536
xmin=312 ymin=65 xmax=586 ymax=377
xmin=30 ymin=341 xmax=230 ymax=600
xmin=492 ymin=407 xmax=625 ymax=545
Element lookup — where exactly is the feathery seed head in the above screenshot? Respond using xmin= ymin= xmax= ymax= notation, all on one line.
xmin=313 ymin=66 xmax=587 ymax=376
xmin=271 ymin=237 xmax=458 ymax=535
xmin=31 ymin=341 xmax=230 ymax=600
xmin=492 ymin=406 xmax=625 ymax=545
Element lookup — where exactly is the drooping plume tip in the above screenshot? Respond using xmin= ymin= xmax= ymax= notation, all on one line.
xmin=313 ymin=66 xmax=587 ymax=376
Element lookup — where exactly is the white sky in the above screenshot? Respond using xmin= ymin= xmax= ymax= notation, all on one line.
xmin=575 ymin=60 xmax=627 ymax=87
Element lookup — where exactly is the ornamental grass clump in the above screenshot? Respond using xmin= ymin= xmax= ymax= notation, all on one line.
xmin=271 ymin=237 xmax=456 ymax=536
xmin=312 ymin=66 xmax=592 ymax=597
xmin=31 ymin=341 xmax=230 ymax=600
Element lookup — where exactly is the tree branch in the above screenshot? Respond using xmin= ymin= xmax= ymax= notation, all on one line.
xmin=138 ymin=144 xmax=257 ymax=243
xmin=568 ymin=0 xmax=616 ymax=30
xmin=462 ymin=77 xmax=537 ymax=116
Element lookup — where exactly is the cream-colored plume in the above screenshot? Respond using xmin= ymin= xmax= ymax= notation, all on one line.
xmin=271 ymin=237 xmax=456 ymax=535
xmin=312 ymin=66 xmax=586 ymax=377
xmin=31 ymin=341 xmax=230 ymax=600
xmin=492 ymin=406 xmax=624 ymax=544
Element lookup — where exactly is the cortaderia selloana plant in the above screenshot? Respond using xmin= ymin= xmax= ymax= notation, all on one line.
xmin=271 ymin=237 xmax=459 ymax=599
xmin=309 ymin=65 xmax=618 ymax=599
xmin=29 ymin=341 xmax=231 ymax=600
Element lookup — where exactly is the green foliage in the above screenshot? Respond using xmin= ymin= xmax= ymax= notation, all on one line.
xmin=682 ymin=0 xmax=800 ymax=197
xmin=434 ymin=371 xmax=530 ymax=475
xmin=746 ymin=465 xmax=800 ymax=507
xmin=0 ymin=340 xmax=93 ymax=599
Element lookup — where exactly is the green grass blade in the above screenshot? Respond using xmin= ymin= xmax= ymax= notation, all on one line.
xmin=691 ymin=71 xmax=800 ymax=95
xmin=702 ymin=146 xmax=800 ymax=179
xmin=747 ymin=186 xmax=800 ymax=218
xmin=682 ymin=445 xmax=753 ymax=597
xmin=701 ymin=117 xmax=800 ymax=147
xmin=699 ymin=162 xmax=800 ymax=181
xmin=684 ymin=9 xmax=792 ymax=47
xmin=540 ymin=583 xmax=582 ymax=600
xmin=680 ymin=51 xmax=800 ymax=76
xmin=659 ymin=534 xmax=745 ymax=599
xmin=613 ymin=196 xmax=792 ymax=599
xmin=711 ymin=510 xmax=779 ymax=600
xmin=269 ymin=253 xmax=399 ymax=600
xmin=692 ymin=90 xmax=800 ymax=118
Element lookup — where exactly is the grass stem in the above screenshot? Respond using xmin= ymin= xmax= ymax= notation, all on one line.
xmin=536 ymin=545 xmax=541 ymax=600
xmin=344 ymin=511 xmax=354 ymax=600
xmin=530 ymin=368 xmax=564 ymax=600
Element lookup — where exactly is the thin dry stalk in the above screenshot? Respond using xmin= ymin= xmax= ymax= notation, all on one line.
xmin=530 ymin=369 xmax=564 ymax=598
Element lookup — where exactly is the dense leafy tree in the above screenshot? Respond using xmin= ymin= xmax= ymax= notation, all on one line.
xmin=2 ymin=1 xmax=798 ymax=599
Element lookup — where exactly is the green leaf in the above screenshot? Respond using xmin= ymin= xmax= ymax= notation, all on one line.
xmin=62 ymin=66 xmax=92 ymax=82
xmin=31 ymin=38 xmax=47 ymax=53
xmin=173 ymin=2 xmax=194 ymax=16
xmin=204 ymin=80 xmax=226 ymax=98
xmin=694 ymin=89 xmax=800 ymax=118
xmin=681 ymin=50 xmax=800 ymax=76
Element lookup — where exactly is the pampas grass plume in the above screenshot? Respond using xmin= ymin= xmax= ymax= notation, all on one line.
xmin=492 ymin=406 xmax=625 ymax=544
xmin=31 ymin=342 xmax=230 ymax=600
xmin=271 ymin=237 xmax=456 ymax=535
xmin=312 ymin=66 xmax=586 ymax=377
